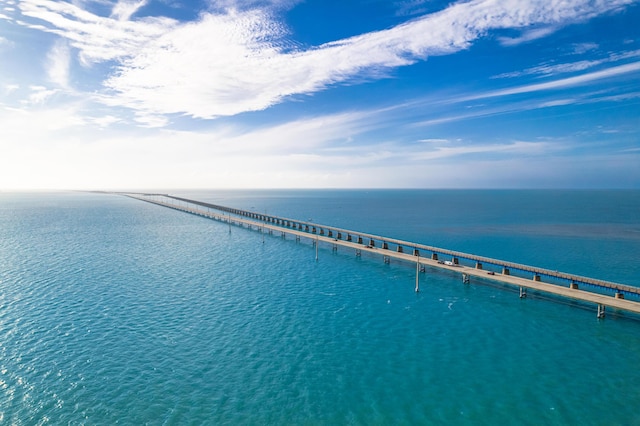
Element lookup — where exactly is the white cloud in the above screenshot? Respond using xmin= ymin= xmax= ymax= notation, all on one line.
xmin=1 ymin=100 xmax=637 ymax=190
xmin=498 ymin=26 xmax=558 ymax=46
xmin=495 ymin=59 xmax=606 ymax=79
xmin=418 ymin=138 xmax=450 ymax=144
xmin=111 ymin=0 xmax=147 ymax=21
xmin=26 ymin=85 xmax=60 ymax=104
xmin=18 ymin=0 xmax=176 ymax=65
xmin=134 ymin=112 xmax=169 ymax=128
xmin=0 ymin=107 xmax=380 ymax=189
xmin=4 ymin=84 xmax=20 ymax=94
xmin=46 ymin=39 xmax=71 ymax=88
xmin=209 ymin=0 xmax=303 ymax=12
xmin=414 ymin=140 xmax=554 ymax=161
xmin=88 ymin=114 xmax=121 ymax=127
xmin=494 ymin=49 xmax=640 ymax=79
xmin=464 ymin=61 xmax=640 ymax=101
xmin=1 ymin=104 xmax=85 ymax=135
xmin=0 ymin=36 xmax=11 ymax=47
xmin=572 ymin=42 xmax=599 ymax=54
xmin=412 ymin=82 xmax=639 ymax=128
xmin=12 ymin=0 xmax=637 ymax=121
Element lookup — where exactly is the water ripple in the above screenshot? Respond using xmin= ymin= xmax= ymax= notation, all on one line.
xmin=0 ymin=192 xmax=639 ymax=424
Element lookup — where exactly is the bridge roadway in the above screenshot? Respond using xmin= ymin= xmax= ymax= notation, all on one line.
xmin=123 ymin=193 xmax=640 ymax=318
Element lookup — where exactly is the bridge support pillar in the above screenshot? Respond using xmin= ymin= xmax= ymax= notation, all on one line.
xmin=347 ymin=234 xmax=352 ymax=242
xmin=369 ymin=239 xmax=375 ymax=247
xmin=413 ymin=249 xmax=420 ymax=256
xmin=397 ymin=246 xmax=403 ymax=253
xmin=475 ymin=262 xmax=483 ymax=270
xmin=453 ymin=257 xmax=459 ymax=265
xmin=615 ymin=292 xmax=625 ymax=299
xmin=533 ymin=274 xmax=541 ymax=282
xmin=570 ymin=281 xmax=579 ymax=290
xmin=431 ymin=253 xmax=438 ymax=261
xmin=357 ymin=236 xmax=363 ymax=244
xmin=337 ymin=232 xmax=342 ymax=239
xmin=502 ymin=267 xmax=510 ymax=275
xmin=382 ymin=242 xmax=388 ymax=250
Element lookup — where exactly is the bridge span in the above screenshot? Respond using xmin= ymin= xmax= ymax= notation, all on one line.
xmin=120 ymin=192 xmax=640 ymax=319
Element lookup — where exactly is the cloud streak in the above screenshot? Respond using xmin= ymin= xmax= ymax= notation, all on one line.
xmin=462 ymin=61 xmax=640 ymax=102
xmin=13 ymin=0 xmax=638 ymax=121
xmin=497 ymin=26 xmax=558 ymax=46
xmin=494 ymin=49 xmax=640 ymax=79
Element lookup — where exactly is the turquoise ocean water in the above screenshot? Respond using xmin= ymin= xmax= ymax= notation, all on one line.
xmin=1 ymin=190 xmax=639 ymax=425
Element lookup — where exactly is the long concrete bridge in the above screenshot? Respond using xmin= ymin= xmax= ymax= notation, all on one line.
xmin=119 ymin=192 xmax=640 ymax=319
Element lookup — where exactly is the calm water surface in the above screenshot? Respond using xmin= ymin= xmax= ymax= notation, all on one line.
xmin=0 ymin=190 xmax=639 ymax=425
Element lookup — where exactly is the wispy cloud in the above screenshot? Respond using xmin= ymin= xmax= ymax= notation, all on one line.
xmin=209 ymin=0 xmax=303 ymax=12
xmin=18 ymin=0 xmax=176 ymax=65
xmin=46 ymin=39 xmax=71 ymax=88
xmin=4 ymin=84 xmax=20 ymax=94
xmin=494 ymin=49 xmax=640 ymax=79
xmin=413 ymin=82 xmax=640 ymax=129
xmin=111 ymin=0 xmax=148 ymax=21
xmin=0 ymin=106 xmax=385 ymax=189
xmin=465 ymin=61 xmax=640 ymax=101
xmin=133 ymin=112 xmax=169 ymax=128
xmin=394 ymin=0 xmax=438 ymax=17
xmin=494 ymin=59 xmax=606 ymax=79
xmin=418 ymin=138 xmax=451 ymax=144
xmin=497 ymin=26 xmax=558 ymax=46
xmin=414 ymin=140 xmax=555 ymax=161
xmin=1 ymin=100 xmax=637 ymax=189
xmin=26 ymin=85 xmax=60 ymax=104
xmin=572 ymin=42 xmax=598 ymax=55
xmin=0 ymin=35 xmax=11 ymax=47
xmin=12 ymin=0 xmax=638 ymax=122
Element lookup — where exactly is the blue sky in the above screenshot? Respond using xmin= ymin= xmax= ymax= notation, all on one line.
xmin=0 ymin=0 xmax=639 ymax=189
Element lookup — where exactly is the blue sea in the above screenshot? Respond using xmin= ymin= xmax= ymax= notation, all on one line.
xmin=1 ymin=189 xmax=639 ymax=425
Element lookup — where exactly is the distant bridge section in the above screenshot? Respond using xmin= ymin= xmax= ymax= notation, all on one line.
xmin=119 ymin=192 xmax=640 ymax=319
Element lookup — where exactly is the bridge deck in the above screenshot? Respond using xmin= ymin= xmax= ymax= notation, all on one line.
xmin=122 ymin=193 xmax=640 ymax=318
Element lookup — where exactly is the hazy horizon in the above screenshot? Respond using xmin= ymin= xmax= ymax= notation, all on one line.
xmin=1 ymin=0 xmax=639 ymax=189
